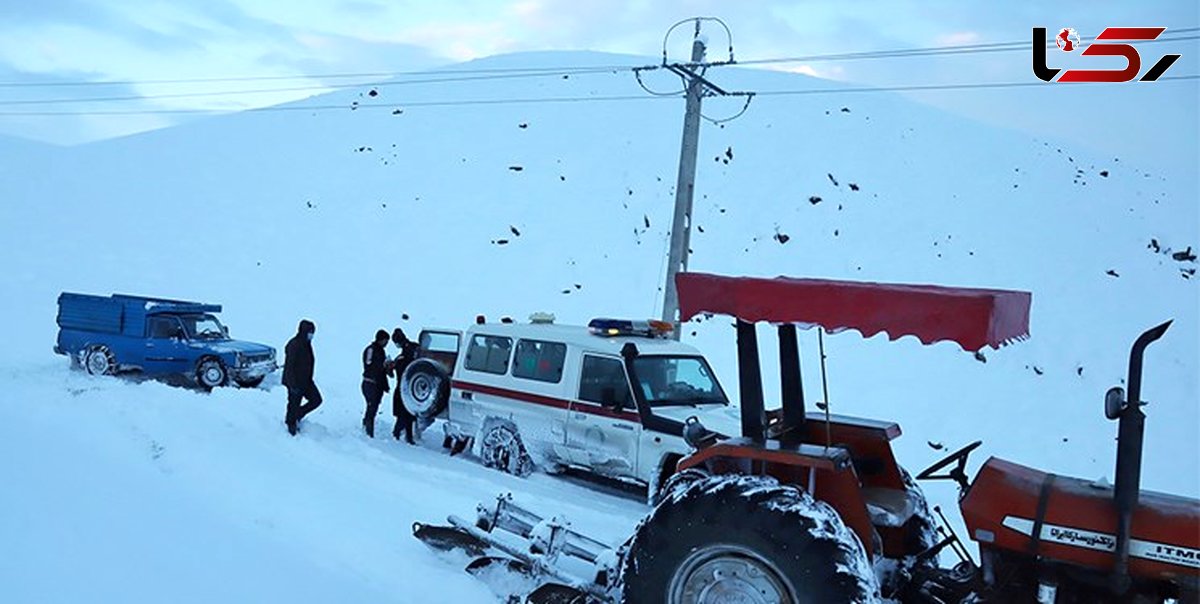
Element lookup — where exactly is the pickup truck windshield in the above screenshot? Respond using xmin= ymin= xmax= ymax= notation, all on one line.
xmin=632 ymin=355 xmax=728 ymax=407
xmin=181 ymin=314 xmax=227 ymax=340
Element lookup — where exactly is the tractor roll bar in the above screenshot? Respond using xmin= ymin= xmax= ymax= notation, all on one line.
xmin=736 ymin=320 xmax=767 ymax=443
xmin=778 ymin=324 xmax=805 ymax=444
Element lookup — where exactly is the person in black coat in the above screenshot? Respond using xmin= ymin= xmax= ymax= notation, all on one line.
xmin=361 ymin=329 xmax=391 ymax=438
xmin=390 ymin=328 xmax=420 ymax=443
xmin=283 ymin=319 xmax=322 ymax=435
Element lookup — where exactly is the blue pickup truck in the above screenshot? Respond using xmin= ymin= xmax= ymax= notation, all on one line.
xmin=55 ymin=293 xmax=278 ymax=389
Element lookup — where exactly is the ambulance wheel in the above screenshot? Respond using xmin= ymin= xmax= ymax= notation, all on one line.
xmin=479 ymin=423 xmax=532 ymax=477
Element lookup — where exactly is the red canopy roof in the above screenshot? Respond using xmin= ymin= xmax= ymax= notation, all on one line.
xmin=677 ymin=272 xmax=1031 ymax=351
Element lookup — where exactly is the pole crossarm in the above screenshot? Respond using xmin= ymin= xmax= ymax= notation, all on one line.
xmin=664 ymin=64 xmax=730 ymax=96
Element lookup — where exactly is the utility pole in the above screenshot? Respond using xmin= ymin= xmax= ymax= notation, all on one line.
xmin=661 ymin=24 xmax=707 ymax=339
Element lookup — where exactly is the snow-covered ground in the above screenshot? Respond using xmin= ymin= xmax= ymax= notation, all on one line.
xmin=0 ymin=364 xmax=645 ymax=602
xmin=1 ymin=51 xmax=1196 ymax=602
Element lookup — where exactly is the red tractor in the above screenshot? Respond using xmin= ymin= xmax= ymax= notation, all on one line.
xmin=414 ymin=272 xmax=1199 ymax=603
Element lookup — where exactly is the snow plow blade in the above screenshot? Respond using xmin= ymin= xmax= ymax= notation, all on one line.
xmin=464 ymin=555 xmax=547 ymax=598
xmin=412 ymin=494 xmax=619 ymax=603
xmin=412 ymin=521 xmax=488 ymax=557
xmin=465 ymin=555 xmax=532 ymax=577
xmin=525 ymin=583 xmax=593 ymax=603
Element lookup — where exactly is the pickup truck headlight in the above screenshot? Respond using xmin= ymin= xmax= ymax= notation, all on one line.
xmin=236 ymin=352 xmax=247 ymax=367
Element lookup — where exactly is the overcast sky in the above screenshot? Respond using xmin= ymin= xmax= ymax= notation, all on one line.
xmin=0 ymin=1 xmax=1196 ymax=180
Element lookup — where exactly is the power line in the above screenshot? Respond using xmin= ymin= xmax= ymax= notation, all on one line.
xmin=10 ymin=32 xmax=1195 ymax=107
xmin=1 ymin=75 xmax=1193 ymax=118
xmin=734 ymin=31 xmax=1200 ymax=67
xmin=0 ymin=66 xmax=632 ymax=106
xmin=700 ymin=94 xmax=754 ymax=125
xmin=634 ymin=68 xmax=686 ymax=96
xmin=2 ymin=24 xmax=1195 ymax=113
xmin=753 ymin=74 xmax=1199 ymax=96
xmin=1 ymin=26 xmax=1193 ymax=91
xmin=0 ymin=63 xmax=645 ymax=89
xmin=0 ymin=93 xmax=672 ymax=116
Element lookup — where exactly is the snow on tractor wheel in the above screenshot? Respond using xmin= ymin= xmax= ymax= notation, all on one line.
xmin=649 ymin=466 xmax=708 ymax=507
xmin=400 ymin=358 xmax=450 ymax=419
xmin=620 ymin=474 xmax=879 ymax=604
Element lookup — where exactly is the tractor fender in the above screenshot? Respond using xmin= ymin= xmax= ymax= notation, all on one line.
xmin=677 ymin=440 xmax=878 ymax=560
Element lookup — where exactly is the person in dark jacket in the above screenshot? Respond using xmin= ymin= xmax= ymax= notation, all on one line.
xmin=389 ymin=328 xmax=420 ymax=443
xmin=283 ymin=319 xmax=322 ymax=436
xmin=361 ymin=329 xmax=391 ymax=438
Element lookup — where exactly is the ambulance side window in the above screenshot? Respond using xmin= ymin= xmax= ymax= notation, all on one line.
xmin=512 ymin=339 xmax=567 ymax=383
xmin=578 ymin=355 xmax=632 ymax=409
xmin=464 ymin=335 xmax=512 ymax=375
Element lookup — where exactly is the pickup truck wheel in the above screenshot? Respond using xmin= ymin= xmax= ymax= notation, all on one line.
xmin=84 ymin=346 xmax=116 ymax=376
xmin=234 ymin=376 xmax=265 ymax=389
xmin=401 ymin=359 xmax=450 ymax=419
xmin=196 ymin=358 xmax=227 ymax=390
xmin=479 ymin=424 xmax=533 ymax=477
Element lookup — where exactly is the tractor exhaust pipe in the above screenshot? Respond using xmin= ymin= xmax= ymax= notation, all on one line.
xmin=1109 ymin=320 xmax=1171 ymax=594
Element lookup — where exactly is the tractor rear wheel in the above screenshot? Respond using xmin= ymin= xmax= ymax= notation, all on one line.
xmin=650 ymin=466 xmax=707 ymax=507
xmin=620 ymin=474 xmax=879 ymax=604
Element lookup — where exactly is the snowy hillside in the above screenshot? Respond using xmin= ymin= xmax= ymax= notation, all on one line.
xmin=1 ymin=51 xmax=1196 ymax=602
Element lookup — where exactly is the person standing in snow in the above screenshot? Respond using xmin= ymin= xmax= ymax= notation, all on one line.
xmin=283 ymin=319 xmax=322 ymax=436
xmin=389 ymin=327 xmax=420 ymax=443
xmin=361 ymin=329 xmax=391 ymax=438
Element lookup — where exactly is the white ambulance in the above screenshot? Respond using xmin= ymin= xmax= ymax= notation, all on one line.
xmin=399 ymin=316 xmax=739 ymax=498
